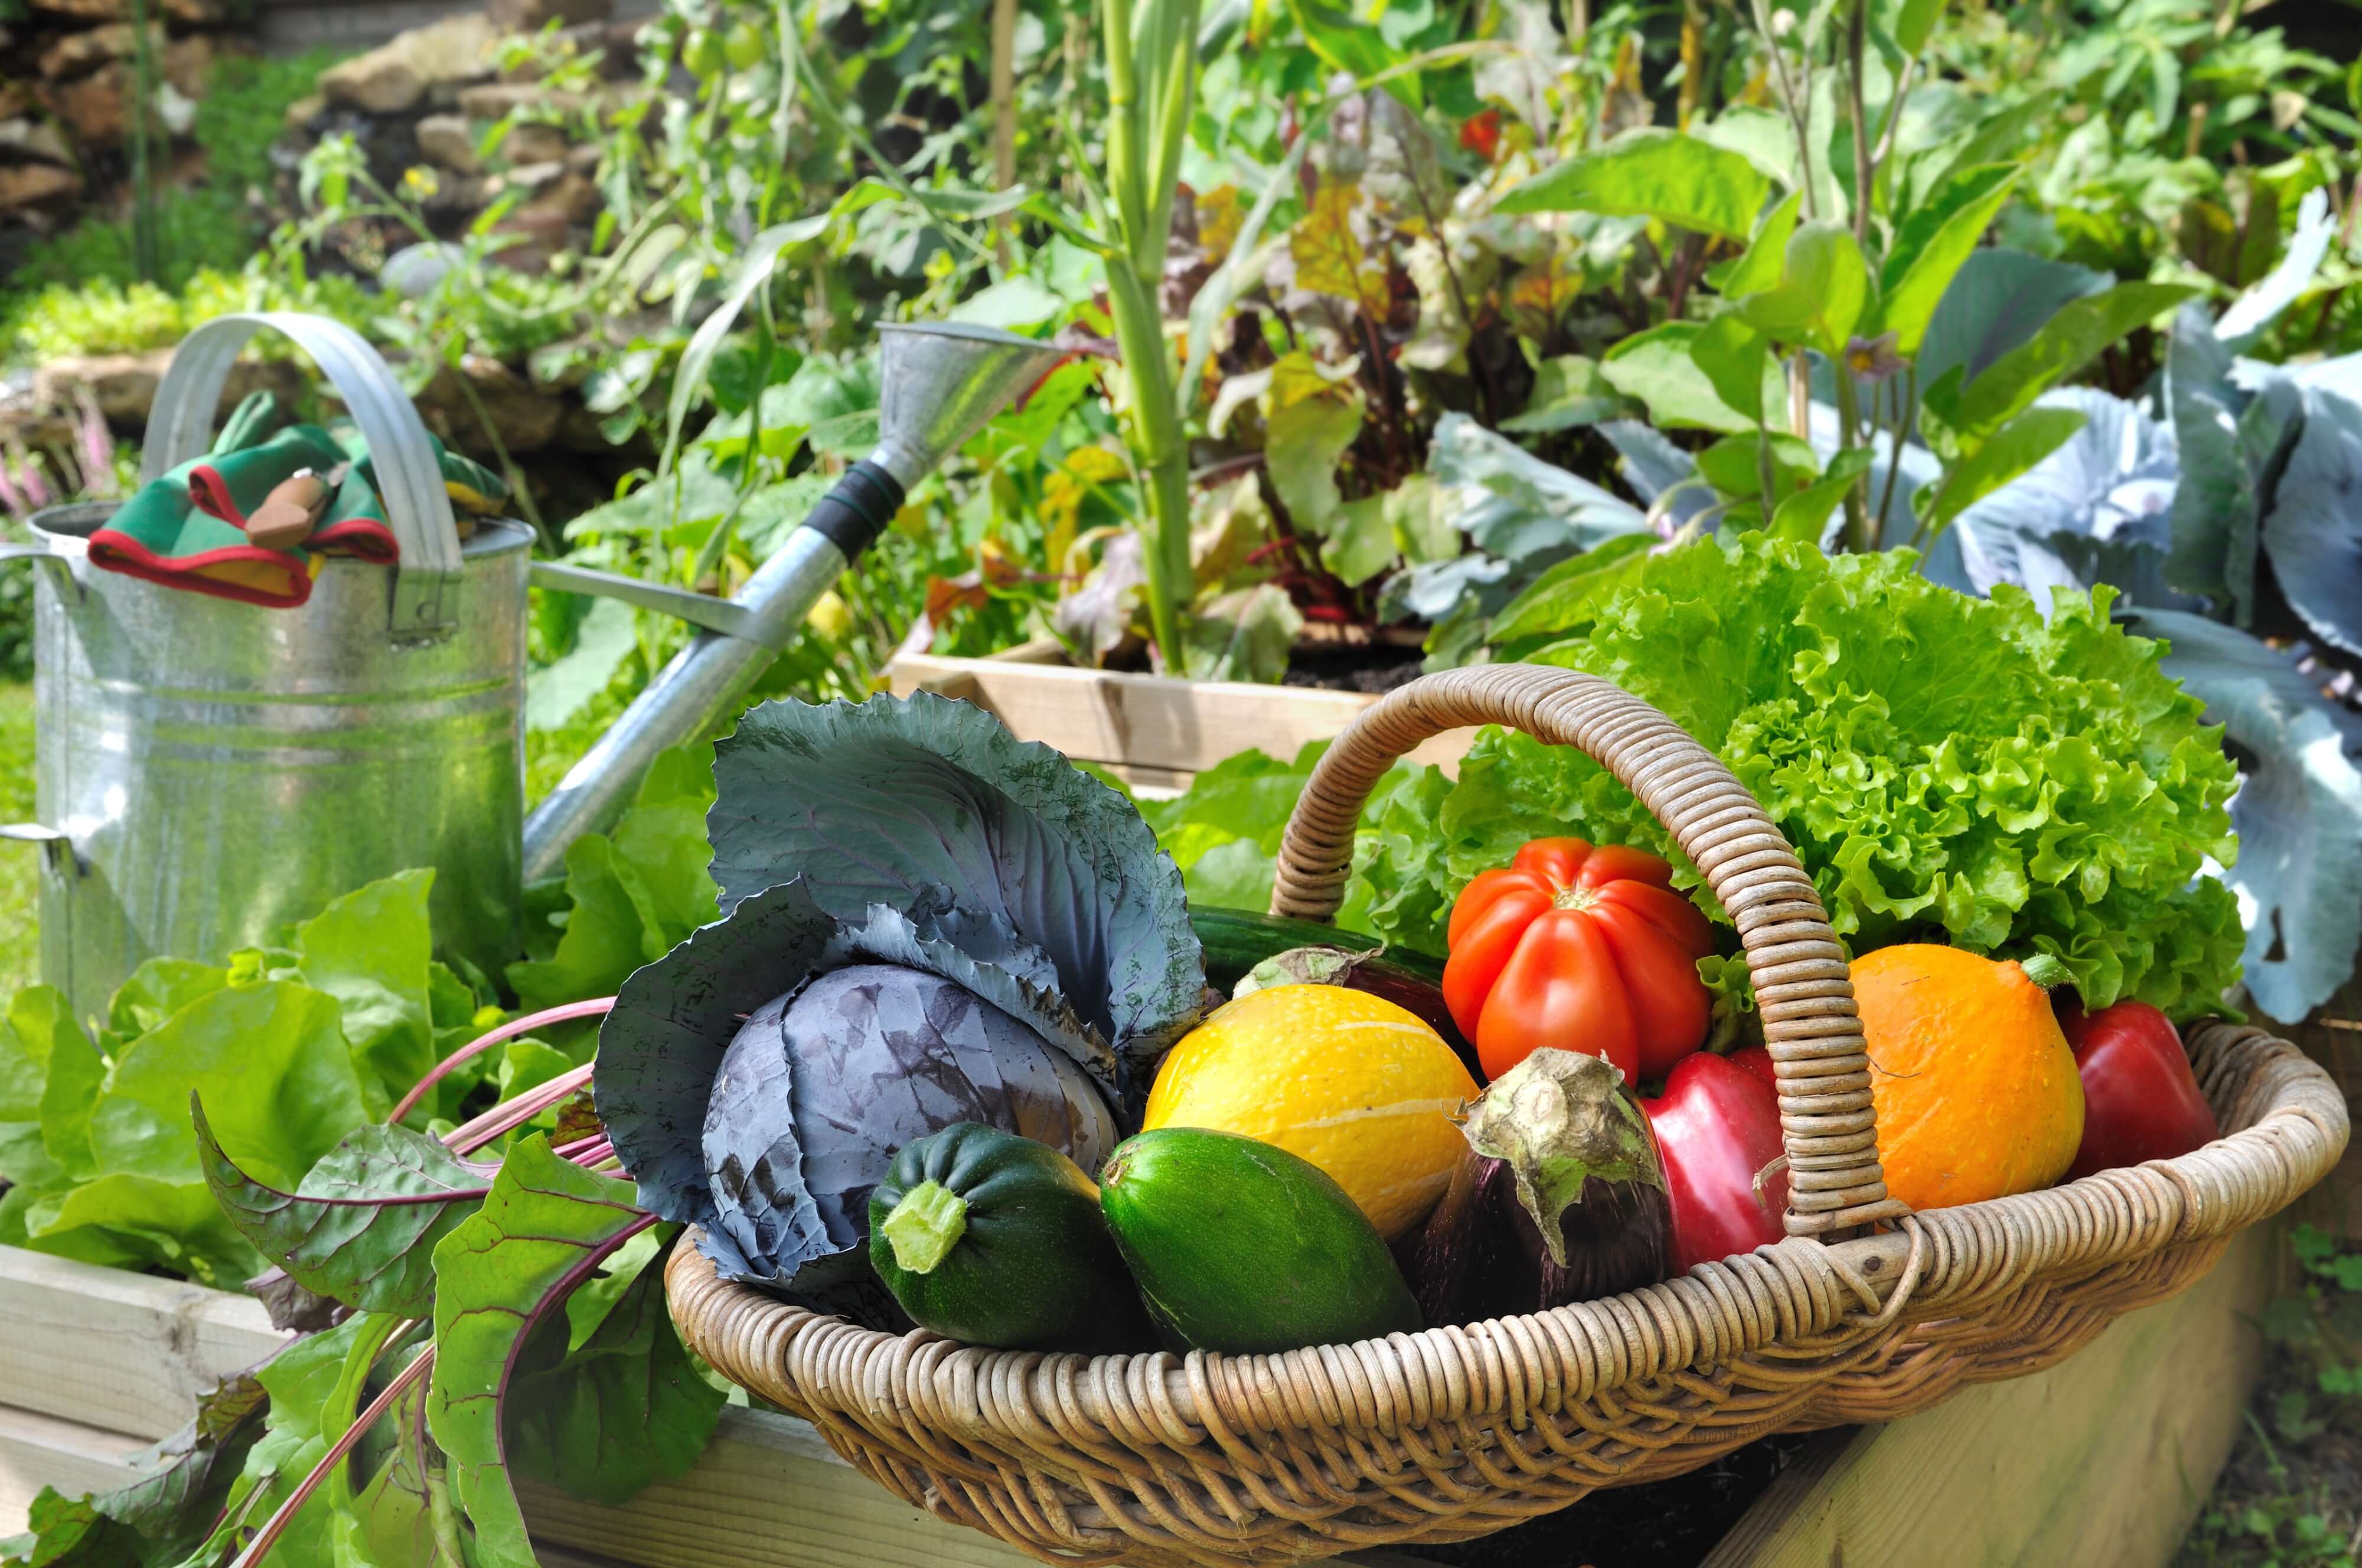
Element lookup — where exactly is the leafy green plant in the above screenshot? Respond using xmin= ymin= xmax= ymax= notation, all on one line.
xmin=0 ymin=753 xmax=727 ymax=1568
xmin=1372 ymin=535 xmax=2245 ymax=1019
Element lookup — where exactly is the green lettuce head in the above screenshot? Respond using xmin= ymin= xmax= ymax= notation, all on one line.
xmin=1360 ymin=534 xmax=2245 ymax=1019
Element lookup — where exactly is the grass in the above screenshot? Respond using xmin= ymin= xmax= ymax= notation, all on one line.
xmin=0 ymin=682 xmax=34 ymax=995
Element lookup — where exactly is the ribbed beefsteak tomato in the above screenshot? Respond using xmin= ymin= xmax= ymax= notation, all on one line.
xmin=1443 ymin=838 xmax=1714 ymax=1083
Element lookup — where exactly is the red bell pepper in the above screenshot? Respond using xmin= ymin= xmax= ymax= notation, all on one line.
xmin=1640 ymin=1051 xmax=1789 ymax=1275
xmin=1727 ymin=1045 xmax=1780 ymax=1100
xmin=1443 ymin=838 xmax=1714 ymax=1083
xmin=2060 ymin=1000 xmax=2219 ymax=1181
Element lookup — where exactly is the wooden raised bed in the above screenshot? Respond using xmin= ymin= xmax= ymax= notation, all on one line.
xmin=888 ymin=642 xmax=1473 ymax=792
xmin=0 ymin=1225 xmax=2280 ymax=1567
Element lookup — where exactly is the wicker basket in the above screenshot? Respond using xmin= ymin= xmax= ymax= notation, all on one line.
xmin=665 ymin=665 xmax=2350 ymax=1568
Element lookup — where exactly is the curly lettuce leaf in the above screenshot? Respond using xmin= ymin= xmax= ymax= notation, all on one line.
xmin=1361 ymin=535 xmax=2246 ymax=1017
xmin=707 ymin=694 xmax=1202 ymax=1066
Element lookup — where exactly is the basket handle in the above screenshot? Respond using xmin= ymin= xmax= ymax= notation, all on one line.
xmin=141 ymin=313 xmax=466 ymax=643
xmin=1268 ymin=664 xmax=1908 ymax=1239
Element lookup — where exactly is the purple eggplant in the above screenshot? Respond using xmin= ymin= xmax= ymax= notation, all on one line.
xmin=1392 ymin=1049 xmax=1669 ymax=1325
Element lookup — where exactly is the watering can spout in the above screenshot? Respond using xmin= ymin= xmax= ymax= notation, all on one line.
xmin=869 ymin=322 xmax=1071 ymax=489
xmin=520 ymin=319 xmax=1069 ymax=884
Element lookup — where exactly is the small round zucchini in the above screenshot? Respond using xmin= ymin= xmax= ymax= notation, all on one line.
xmin=869 ymin=1123 xmax=1156 ymax=1354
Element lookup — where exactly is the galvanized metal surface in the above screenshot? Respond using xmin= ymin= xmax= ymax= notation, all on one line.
xmin=528 ymin=559 xmax=757 ymax=641
xmin=868 ymin=322 xmax=1071 ymax=491
xmin=17 ymin=506 xmax=531 ymax=1023
xmin=517 ymin=321 xmax=1066 ymax=883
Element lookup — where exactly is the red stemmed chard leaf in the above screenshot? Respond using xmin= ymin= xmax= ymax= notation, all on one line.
xmin=426 ymin=1135 xmax=656 ymax=1568
xmin=194 ymin=1094 xmax=491 ymax=1321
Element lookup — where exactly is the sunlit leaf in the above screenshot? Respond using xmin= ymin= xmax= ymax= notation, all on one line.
xmin=1870 ymin=164 xmax=2020 ymax=356
xmin=1494 ymin=128 xmax=1773 ymax=241
xmin=1737 ymin=221 xmax=1870 ymax=357
xmin=1602 ymin=323 xmax=1758 ymax=433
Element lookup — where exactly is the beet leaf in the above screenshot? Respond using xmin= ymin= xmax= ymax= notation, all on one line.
xmin=194 ymin=1095 xmax=490 ymax=1320
xmin=426 ymin=1135 xmax=655 ymax=1568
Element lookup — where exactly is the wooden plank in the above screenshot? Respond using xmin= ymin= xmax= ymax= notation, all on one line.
xmin=889 ymin=650 xmax=1473 ymax=782
xmin=516 ymin=1408 xmax=1041 ymax=1568
xmin=517 ymin=1410 xmax=1431 ymax=1568
xmin=0 ymin=1404 xmax=146 ymax=1528
xmin=0 ymin=1403 xmax=643 ymax=1567
xmin=0 ymin=1246 xmax=289 ymax=1441
xmin=1702 ymin=1222 xmax=2279 ymax=1568
xmin=0 ymin=1249 xmax=1406 ymax=1564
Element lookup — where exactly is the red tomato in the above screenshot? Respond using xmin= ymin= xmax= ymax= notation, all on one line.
xmin=1459 ymin=108 xmax=1503 ymax=161
xmin=1642 ymin=1051 xmax=1790 ymax=1274
xmin=1443 ymin=837 xmax=1714 ymax=1083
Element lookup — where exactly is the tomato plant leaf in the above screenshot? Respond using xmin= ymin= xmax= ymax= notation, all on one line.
xmin=1493 ymin=128 xmax=1773 ymax=241
xmin=194 ymin=1096 xmax=490 ymax=1319
xmin=1870 ymin=164 xmax=2020 ymax=356
xmin=428 ymin=1136 xmax=654 ymax=1568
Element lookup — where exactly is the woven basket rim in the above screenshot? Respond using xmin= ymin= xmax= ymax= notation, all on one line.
xmin=673 ymin=1014 xmax=2342 ymax=1433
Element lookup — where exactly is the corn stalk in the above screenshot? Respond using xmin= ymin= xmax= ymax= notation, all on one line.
xmin=1098 ymin=0 xmax=1202 ymax=671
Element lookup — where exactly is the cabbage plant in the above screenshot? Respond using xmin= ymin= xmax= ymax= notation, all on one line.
xmin=596 ymin=691 xmax=1205 ymax=1305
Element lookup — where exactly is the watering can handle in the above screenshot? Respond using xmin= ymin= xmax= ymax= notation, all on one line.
xmin=0 ymin=540 xmax=80 ymax=602
xmin=142 ymin=313 xmax=465 ymax=642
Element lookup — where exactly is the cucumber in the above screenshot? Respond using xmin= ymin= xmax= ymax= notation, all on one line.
xmin=1190 ymin=907 xmax=1437 ymax=990
xmin=869 ymin=1123 xmax=1156 ymax=1353
xmin=1099 ymin=1128 xmax=1424 ymax=1354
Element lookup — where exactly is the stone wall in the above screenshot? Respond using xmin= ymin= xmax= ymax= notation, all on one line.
xmin=5 ymin=1 xmax=662 ymax=519
xmin=279 ymin=1 xmax=650 ymax=276
xmin=0 ymin=0 xmax=237 ymax=232
xmin=256 ymin=0 xmax=658 ymax=53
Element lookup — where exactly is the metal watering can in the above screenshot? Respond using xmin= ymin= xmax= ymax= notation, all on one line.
xmin=5 ymin=312 xmax=1064 ymax=1023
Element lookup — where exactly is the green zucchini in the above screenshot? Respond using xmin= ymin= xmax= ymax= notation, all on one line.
xmin=869 ymin=1123 xmax=1156 ymax=1353
xmin=1099 ymin=1127 xmax=1424 ymax=1354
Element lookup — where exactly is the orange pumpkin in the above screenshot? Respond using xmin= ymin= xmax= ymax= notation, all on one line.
xmin=1852 ymin=945 xmax=2084 ymax=1211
